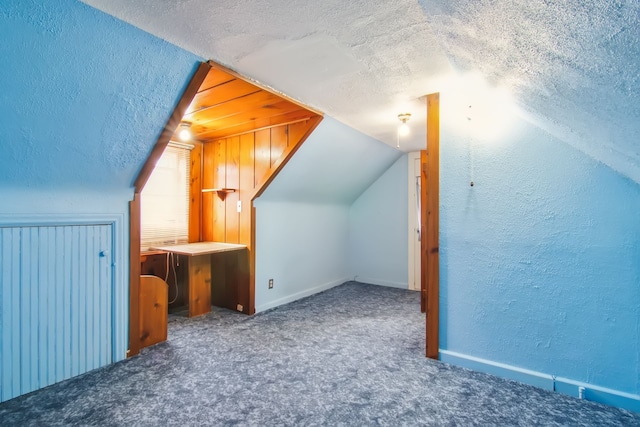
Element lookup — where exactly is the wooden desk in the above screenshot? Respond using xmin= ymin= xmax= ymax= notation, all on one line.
xmin=151 ymin=242 xmax=247 ymax=317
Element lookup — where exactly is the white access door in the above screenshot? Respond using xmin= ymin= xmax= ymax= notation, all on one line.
xmin=408 ymin=152 xmax=421 ymax=291
xmin=0 ymin=223 xmax=114 ymax=402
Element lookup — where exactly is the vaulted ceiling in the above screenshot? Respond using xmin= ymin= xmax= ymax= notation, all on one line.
xmin=81 ymin=0 xmax=640 ymax=183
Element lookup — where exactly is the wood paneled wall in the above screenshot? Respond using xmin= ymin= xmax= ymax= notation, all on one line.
xmin=201 ymin=119 xmax=318 ymax=244
xmin=193 ymin=117 xmax=322 ymax=313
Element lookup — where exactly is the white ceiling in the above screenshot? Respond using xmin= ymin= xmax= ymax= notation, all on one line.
xmin=81 ymin=0 xmax=640 ymax=181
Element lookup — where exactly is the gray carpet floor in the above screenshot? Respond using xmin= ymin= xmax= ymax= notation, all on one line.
xmin=0 ymin=281 xmax=638 ymax=426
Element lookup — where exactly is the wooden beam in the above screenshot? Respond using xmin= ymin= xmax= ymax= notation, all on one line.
xmin=212 ymin=117 xmax=315 ymax=144
xmin=134 ymin=61 xmax=211 ymax=193
xmin=186 ymin=79 xmax=261 ymax=115
xmin=197 ymin=68 xmax=235 ymax=92
xmin=128 ymin=193 xmax=141 ymax=357
xmin=420 ymin=150 xmax=427 ymax=314
xmin=249 ymin=203 xmax=257 ymax=314
xmin=183 ymin=91 xmax=282 ymax=125
xmin=425 ymin=93 xmax=440 ymax=360
xmin=189 ymin=143 xmax=203 ymax=243
xmin=197 ymin=110 xmax=315 ymax=142
xmin=202 ymin=142 xmax=215 ymax=241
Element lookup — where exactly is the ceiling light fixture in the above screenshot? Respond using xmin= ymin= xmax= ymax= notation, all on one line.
xmin=396 ymin=113 xmax=411 ymax=147
xmin=178 ymin=122 xmax=192 ymax=142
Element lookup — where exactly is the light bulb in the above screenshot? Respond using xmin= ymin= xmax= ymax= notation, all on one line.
xmin=397 ymin=113 xmax=411 ymax=138
xmin=179 ymin=129 xmax=191 ymax=141
xmin=178 ymin=123 xmax=192 ymax=142
xmin=398 ymin=122 xmax=410 ymax=137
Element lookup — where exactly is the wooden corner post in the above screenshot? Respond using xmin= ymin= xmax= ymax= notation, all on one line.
xmin=424 ymin=93 xmax=440 ymax=359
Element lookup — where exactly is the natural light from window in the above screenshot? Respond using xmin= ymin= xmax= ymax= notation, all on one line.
xmin=140 ymin=142 xmax=191 ymax=251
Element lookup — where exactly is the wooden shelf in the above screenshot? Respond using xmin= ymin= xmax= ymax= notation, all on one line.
xmin=202 ymin=188 xmax=236 ymax=200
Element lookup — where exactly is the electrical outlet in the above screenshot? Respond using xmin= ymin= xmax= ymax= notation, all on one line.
xmin=268 ymin=279 xmax=274 ymax=289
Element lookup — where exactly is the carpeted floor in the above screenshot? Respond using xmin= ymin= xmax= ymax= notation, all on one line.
xmin=0 ymin=281 xmax=638 ymax=426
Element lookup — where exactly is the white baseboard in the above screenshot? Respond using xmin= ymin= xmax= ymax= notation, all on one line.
xmin=355 ymin=277 xmax=408 ymax=289
xmin=439 ymin=350 xmax=640 ymax=413
xmin=255 ymin=277 xmax=350 ymax=313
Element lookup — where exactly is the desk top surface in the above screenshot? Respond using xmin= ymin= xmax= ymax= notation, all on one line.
xmin=150 ymin=241 xmax=247 ymax=256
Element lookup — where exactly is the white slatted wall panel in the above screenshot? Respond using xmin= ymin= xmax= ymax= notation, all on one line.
xmin=0 ymin=224 xmax=113 ymax=402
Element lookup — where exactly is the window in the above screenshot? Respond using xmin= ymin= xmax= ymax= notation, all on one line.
xmin=140 ymin=142 xmax=192 ymax=251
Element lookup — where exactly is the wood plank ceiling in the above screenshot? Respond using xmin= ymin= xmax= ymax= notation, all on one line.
xmin=175 ymin=64 xmax=319 ymax=142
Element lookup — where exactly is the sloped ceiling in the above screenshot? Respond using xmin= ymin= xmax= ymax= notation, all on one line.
xmin=81 ymin=0 xmax=640 ymax=183
xmin=179 ymin=64 xmax=321 ymax=142
xmin=420 ymin=0 xmax=640 ymax=183
xmin=258 ymin=117 xmax=401 ymax=204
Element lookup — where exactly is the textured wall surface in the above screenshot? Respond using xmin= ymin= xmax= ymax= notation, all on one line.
xmin=0 ymin=0 xmax=200 ymax=191
xmin=80 ymin=0 xmax=443 ymax=152
xmin=80 ymin=0 xmax=640 ymax=185
xmin=440 ymin=114 xmax=640 ymax=396
xmin=349 ymin=155 xmax=409 ymax=288
xmin=3 ymin=0 xmax=639 ymax=411
xmin=420 ymin=0 xmax=640 ymax=183
xmin=0 ymin=0 xmax=200 ymax=371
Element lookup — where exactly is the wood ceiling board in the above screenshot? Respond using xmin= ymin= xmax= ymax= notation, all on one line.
xmin=198 ymin=68 xmax=236 ymax=92
xmin=183 ymin=91 xmax=283 ymax=126
xmin=191 ymin=100 xmax=303 ymax=137
xmin=185 ymin=79 xmax=262 ymax=115
xmin=194 ymin=103 xmax=306 ymax=138
xmin=198 ymin=110 xmax=317 ymax=141
xmin=206 ymin=61 xmax=324 ymax=117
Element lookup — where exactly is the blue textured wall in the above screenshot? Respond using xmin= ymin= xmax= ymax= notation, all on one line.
xmin=440 ymin=114 xmax=640 ymax=401
xmin=349 ymin=155 xmax=409 ymax=288
xmin=0 ymin=0 xmax=200 ymax=369
xmin=0 ymin=0 xmax=200 ymax=190
xmin=419 ymin=0 xmax=640 ymax=184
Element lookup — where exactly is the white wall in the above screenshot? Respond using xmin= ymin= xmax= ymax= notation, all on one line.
xmin=348 ymin=155 xmax=409 ymax=288
xmin=253 ymin=116 xmax=402 ymax=312
xmin=257 ymin=117 xmax=401 ymax=203
xmin=254 ymin=200 xmax=351 ymax=312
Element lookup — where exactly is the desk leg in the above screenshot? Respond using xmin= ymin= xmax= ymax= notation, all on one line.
xmin=188 ymin=255 xmax=212 ymax=317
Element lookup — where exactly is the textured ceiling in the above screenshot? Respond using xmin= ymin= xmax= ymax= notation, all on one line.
xmin=420 ymin=0 xmax=640 ymax=183
xmin=81 ymin=0 xmax=640 ymax=182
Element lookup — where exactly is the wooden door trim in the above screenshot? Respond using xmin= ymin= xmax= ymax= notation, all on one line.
xmin=128 ymin=193 xmax=141 ymax=358
xmin=420 ymin=150 xmax=427 ymax=314
xmin=407 ymin=151 xmax=421 ymax=295
xmin=424 ymin=93 xmax=440 ymax=359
